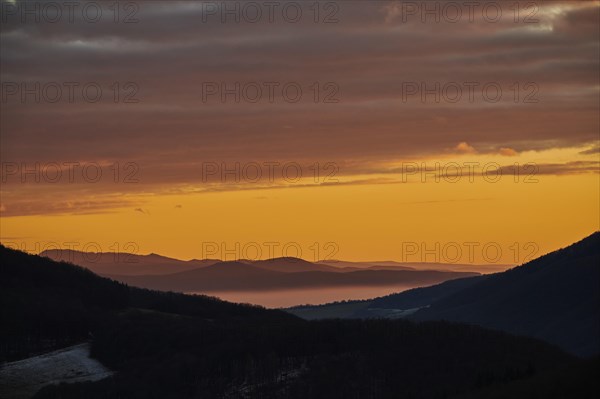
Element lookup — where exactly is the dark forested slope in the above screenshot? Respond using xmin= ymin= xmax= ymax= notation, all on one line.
xmin=1 ymin=245 xmax=597 ymax=399
xmin=411 ymin=232 xmax=600 ymax=356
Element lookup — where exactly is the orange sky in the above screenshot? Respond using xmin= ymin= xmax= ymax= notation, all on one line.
xmin=1 ymin=1 xmax=598 ymax=267
xmin=2 ymin=146 xmax=598 ymax=265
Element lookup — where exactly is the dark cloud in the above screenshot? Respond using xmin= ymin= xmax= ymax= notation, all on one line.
xmin=1 ymin=0 xmax=598 ymax=215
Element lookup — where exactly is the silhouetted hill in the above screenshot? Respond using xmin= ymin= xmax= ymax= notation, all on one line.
xmin=40 ymin=249 xmax=218 ymax=276
xmin=253 ymin=257 xmax=341 ymax=273
xmin=108 ymin=267 xmax=479 ymax=292
xmin=38 ymin=251 xmax=479 ymax=293
xmin=367 ymin=275 xmax=488 ymax=310
xmin=0 ymin=245 xmax=290 ymax=362
xmin=318 ymin=260 xmax=512 ymax=274
xmin=317 ymin=260 xmax=417 ymax=271
xmin=2 ymin=244 xmax=597 ymax=398
xmin=411 ymin=232 xmax=600 ymax=356
xmin=286 ymin=276 xmax=485 ymax=320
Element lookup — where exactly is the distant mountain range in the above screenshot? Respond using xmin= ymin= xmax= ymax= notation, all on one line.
xmin=39 ymin=250 xmax=482 ymax=292
xmin=38 ymin=249 xmax=220 ymax=276
xmin=318 ymin=260 xmax=512 ymax=274
xmin=288 ymin=232 xmax=600 ymax=357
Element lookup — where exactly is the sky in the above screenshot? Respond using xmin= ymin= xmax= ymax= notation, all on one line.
xmin=1 ymin=0 xmax=599 ymax=266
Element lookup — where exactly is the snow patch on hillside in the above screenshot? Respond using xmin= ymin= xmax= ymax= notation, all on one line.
xmin=0 ymin=343 xmax=112 ymax=399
